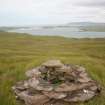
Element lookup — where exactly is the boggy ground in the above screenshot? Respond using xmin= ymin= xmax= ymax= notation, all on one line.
xmin=0 ymin=32 xmax=105 ymax=105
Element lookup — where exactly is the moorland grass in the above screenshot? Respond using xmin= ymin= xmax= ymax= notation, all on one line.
xmin=0 ymin=32 xmax=105 ymax=105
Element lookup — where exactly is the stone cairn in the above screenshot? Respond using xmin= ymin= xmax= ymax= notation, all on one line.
xmin=12 ymin=60 xmax=101 ymax=105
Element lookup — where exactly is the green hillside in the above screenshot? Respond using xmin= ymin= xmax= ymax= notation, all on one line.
xmin=0 ymin=32 xmax=105 ymax=105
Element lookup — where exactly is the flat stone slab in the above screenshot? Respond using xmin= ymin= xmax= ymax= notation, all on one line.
xmin=42 ymin=60 xmax=64 ymax=68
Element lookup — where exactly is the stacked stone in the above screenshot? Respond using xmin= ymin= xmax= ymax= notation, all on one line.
xmin=12 ymin=60 xmax=101 ymax=105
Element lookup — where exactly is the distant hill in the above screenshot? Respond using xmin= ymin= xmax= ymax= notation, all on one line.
xmin=67 ymin=22 xmax=105 ymax=26
xmin=66 ymin=22 xmax=105 ymax=32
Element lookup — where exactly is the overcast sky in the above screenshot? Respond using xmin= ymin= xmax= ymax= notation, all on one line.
xmin=0 ymin=0 xmax=105 ymax=26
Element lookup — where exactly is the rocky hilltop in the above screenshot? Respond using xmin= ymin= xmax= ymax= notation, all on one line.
xmin=12 ymin=60 xmax=101 ymax=105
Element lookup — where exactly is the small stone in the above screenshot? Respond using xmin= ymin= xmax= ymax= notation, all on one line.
xmin=28 ymin=78 xmax=39 ymax=88
xmin=56 ymin=65 xmax=72 ymax=73
xmin=25 ymin=94 xmax=49 ymax=105
xmin=77 ymin=66 xmax=86 ymax=72
xmin=12 ymin=86 xmax=16 ymax=90
xmin=13 ymin=81 xmax=29 ymax=91
xmin=55 ymin=82 xmax=95 ymax=92
xmin=36 ymin=84 xmax=53 ymax=91
xmin=42 ymin=60 xmax=63 ymax=68
xmin=64 ymin=90 xmax=95 ymax=102
xmin=83 ymin=89 xmax=89 ymax=94
xmin=43 ymin=91 xmax=67 ymax=99
xmin=78 ymin=77 xmax=91 ymax=83
xmin=25 ymin=68 xmax=41 ymax=78
xmin=90 ymin=85 xmax=99 ymax=91
xmin=18 ymin=91 xmax=49 ymax=105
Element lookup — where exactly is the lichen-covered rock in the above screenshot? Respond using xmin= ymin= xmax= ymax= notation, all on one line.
xmin=12 ymin=60 xmax=101 ymax=105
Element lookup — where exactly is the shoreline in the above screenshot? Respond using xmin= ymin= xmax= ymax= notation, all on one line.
xmin=2 ymin=31 xmax=105 ymax=39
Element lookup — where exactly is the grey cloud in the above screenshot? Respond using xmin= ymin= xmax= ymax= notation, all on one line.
xmin=0 ymin=0 xmax=105 ymax=25
xmin=74 ymin=0 xmax=105 ymax=7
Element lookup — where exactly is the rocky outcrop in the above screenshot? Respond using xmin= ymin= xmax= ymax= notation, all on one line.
xmin=12 ymin=60 xmax=101 ymax=105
